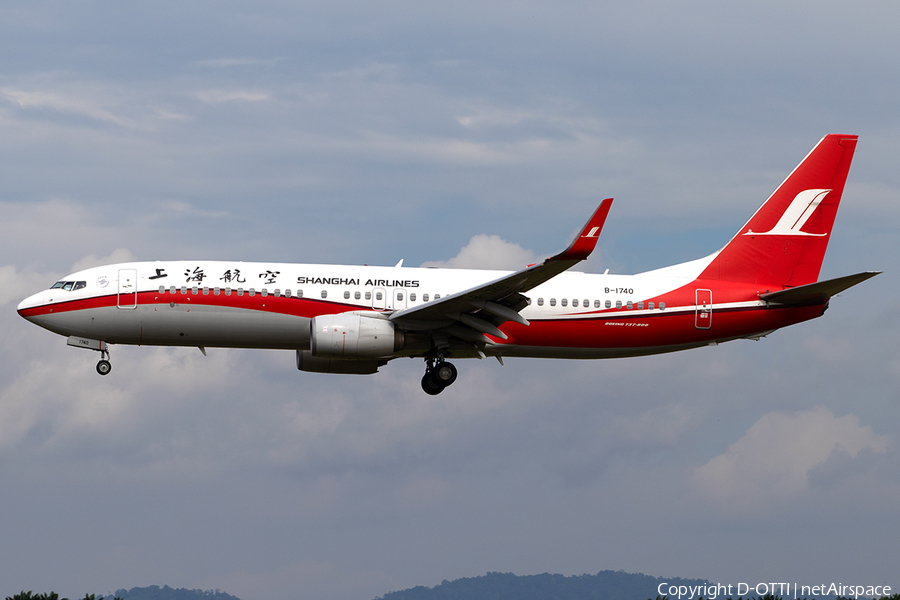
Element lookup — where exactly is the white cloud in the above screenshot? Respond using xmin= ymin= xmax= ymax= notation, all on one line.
xmin=1 ymin=87 xmax=134 ymax=127
xmin=609 ymin=404 xmax=694 ymax=445
xmin=692 ymin=407 xmax=889 ymax=512
xmin=0 ymin=199 xmax=129 ymax=270
xmin=0 ymin=83 xmax=187 ymax=130
xmin=0 ymin=265 xmax=54 ymax=308
xmin=421 ymin=234 xmax=540 ymax=270
xmin=69 ymin=248 xmax=138 ymax=273
xmin=455 ymin=103 xmax=609 ymax=135
xmin=193 ymin=89 xmax=271 ymax=104
xmin=193 ymin=58 xmax=283 ymax=68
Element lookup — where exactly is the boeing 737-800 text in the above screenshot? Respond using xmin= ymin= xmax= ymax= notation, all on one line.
xmin=18 ymin=134 xmax=878 ymax=394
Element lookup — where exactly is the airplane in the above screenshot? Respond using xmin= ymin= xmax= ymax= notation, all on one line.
xmin=18 ymin=134 xmax=878 ymax=394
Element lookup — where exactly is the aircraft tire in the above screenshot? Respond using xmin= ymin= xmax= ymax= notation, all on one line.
xmin=421 ymin=372 xmax=444 ymax=395
xmin=96 ymin=360 xmax=112 ymax=376
xmin=435 ymin=362 xmax=457 ymax=386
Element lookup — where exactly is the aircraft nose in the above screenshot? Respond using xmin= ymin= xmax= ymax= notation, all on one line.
xmin=17 ymin=290 xmax=47 ymax=319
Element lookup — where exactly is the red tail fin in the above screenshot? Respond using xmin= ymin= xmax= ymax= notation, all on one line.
xmin=699 ymin=134 xmax=858 ymax=286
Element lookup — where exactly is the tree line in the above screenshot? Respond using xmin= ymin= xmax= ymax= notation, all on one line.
xmin=6 ymin=594 xmax=121 ymax=600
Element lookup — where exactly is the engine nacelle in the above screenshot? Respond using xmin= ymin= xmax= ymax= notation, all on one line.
xmin=296 ymin=350 xmax=383 ymax=374
xmin=310 ymin=313 xmax=403 ymax=359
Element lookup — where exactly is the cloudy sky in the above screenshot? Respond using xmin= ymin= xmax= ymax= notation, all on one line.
xmin=2 ymin=2 xmax=899 ymax=599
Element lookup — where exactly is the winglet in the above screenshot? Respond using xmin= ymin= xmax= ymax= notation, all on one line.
xmin=552 ymin=198 xmax=613 ymax=261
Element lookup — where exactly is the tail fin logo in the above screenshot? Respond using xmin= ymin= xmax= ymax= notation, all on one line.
xmin=745 ymin=188 xmax=831 ymax=237
xmin=583 ymin=227 xmax=601 ymax=238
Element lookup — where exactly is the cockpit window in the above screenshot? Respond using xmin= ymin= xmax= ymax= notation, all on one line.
xmin=50 ymin=280 xmax=87 ymax=291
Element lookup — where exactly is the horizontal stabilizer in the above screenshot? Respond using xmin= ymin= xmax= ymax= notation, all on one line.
xmin=760 ymin=271 xmax=880 ymax=305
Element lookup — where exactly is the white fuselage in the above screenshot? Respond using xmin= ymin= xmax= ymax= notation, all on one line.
xmin=17 ymin=257 xmax=807 ymax=361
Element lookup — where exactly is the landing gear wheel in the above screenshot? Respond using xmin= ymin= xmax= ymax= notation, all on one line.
xmin=434 ymin=361 xmax=457 ymax=386
xmin=96 ymin=360 xmax=112 ymax=376
xmin=421 ymin=372 xmax=444 ymax=395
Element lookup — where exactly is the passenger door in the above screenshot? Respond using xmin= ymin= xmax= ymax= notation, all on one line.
xmin=118 ymin=268 xmax=138 ymax=309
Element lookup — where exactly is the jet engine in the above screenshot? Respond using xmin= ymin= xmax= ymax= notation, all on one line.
xmin=310 ymin=313 xmax=404 ymax=359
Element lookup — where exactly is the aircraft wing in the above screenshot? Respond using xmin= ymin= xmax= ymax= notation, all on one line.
xmin=759 ymin=271 xmax=880 ymax=306
xmin=389 ymin=199 xmax=613 ymax=344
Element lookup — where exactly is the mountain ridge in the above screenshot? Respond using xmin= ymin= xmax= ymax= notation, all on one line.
xmin=374 ymin=570 xmax=709 ymax=600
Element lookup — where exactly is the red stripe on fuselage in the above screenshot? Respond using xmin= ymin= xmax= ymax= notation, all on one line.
xmin=19 ymin=287 xmax=825 ymax=354
xmin=499 ymin=303 xmax=822 ymax=349
xmin=17 ymin=290 xmax=363 ymax=320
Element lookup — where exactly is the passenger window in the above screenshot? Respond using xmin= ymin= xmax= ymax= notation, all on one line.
xmin=648 ymin=302 xmax=654 ymax=309
xmin=637 ymin=301 xmax=643 ymax=309
xmin=365 ymin=291 xmax=371 ymax=300
xmin=354 ymin=291 xmax=361 ymax=300
xmin=605 ymin=300 xmax=611 ymax=308
xmin=344 ymin=291 xmax=350 ymax=300
xmin=284 ymin=289 xmax=291 ymax=297
xmin=423 ymin=294 xmax=429 ymax=302
xmin=202 ymin=287 xmax=209 ymax=295
xmin=297 ymin=289 xmax=303 ymax=298
xmin=159 ymin=286 xmax=165 ymax=293
xmin=561 ymin=298 xmax=568 ymax=307
xmin=615 ymin=300 xmax=622 ymax=308
xmin=274 ymin=289 xmax=281 ymax=297
xmin=261 ymin=289 xmax=268 ymax=297
xmin=214 ymin=287 xmax=221 ymax=296
xmin=659 ymin=302 xmax=666 ymax=310
xmin=226 ymin=288 xmax=232 ymax=296
xmin=181 ymin=286 xmax=188 ymax=295
xmin=627 ymin=301 xmax=633 ymax=309
xmin=321 ymin=290 xmax=327 ymax=299
xmin=375 ymin=291 xmax=382 ymax=301
xmin=169 ymin=286 xmax=176 ymax=294
xmin=594 ymin=300 xmax=601 ymax=308
xmin=410 ymin=293 xmax=416 ymax=302
xmin=434 ymin=294 xmax=441 ymax=300
xmin=192 ymin=286 xmax=199 ymax=295
xmin=397 ymin=292 xmax=403 ymax=301
xmin=550 ymin=298 xmax=556 ymax=306
xmin=237 ymin=288 xmax=244 ymax=296
xmin=583 ymin=299 xmax=589 ymax=308
xmin=537 ymin=298 xmax=544 ymax=306
xmin=572 ymin=299 xmax=578 ymax=307
xmin=249 ymin=288 xmax=255 ymax=296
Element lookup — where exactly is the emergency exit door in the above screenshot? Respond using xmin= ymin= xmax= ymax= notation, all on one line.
xmin=695 ymin=289 xmax=712 ymax=329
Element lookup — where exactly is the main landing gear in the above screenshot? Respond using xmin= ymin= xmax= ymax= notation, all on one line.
xmin=421 ymin=356 xmax=458 ymax=395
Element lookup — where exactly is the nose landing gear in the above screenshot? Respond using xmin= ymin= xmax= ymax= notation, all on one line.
xmin=96 ymin=348 xmax=112 ymax=376
xmin=66 ymin=336 xmax=112 ymax=376
xmin=421 ymin=356 xmax=458 ymax=395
